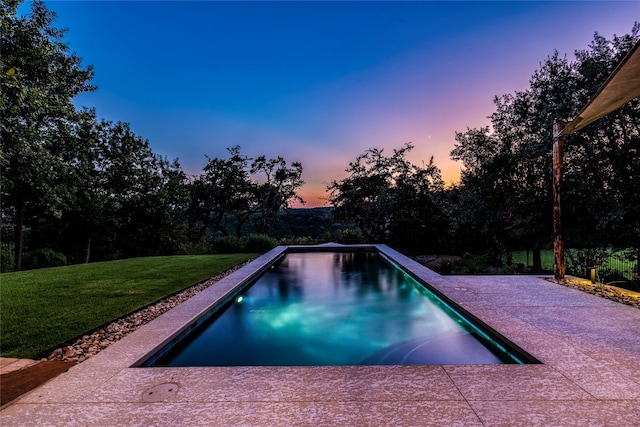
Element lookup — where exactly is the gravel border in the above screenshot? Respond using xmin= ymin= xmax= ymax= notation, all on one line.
xmin=545 ymin=277 xmax=640 ymax=309
xmin=47 ymin=259 xmax=255 ymax=363
xmin=46 ymin=263 xmax=638 ymax=364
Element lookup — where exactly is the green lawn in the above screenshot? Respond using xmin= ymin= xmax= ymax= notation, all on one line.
xmin=507 ymin=249 xmax=637 ymax=280
xmin=0 ymin=254 xmax=255 ymax=358
xmin=507 ymin=250 xmax=555 ymax=271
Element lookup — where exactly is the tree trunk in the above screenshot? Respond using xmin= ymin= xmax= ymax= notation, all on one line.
xmin=14 ymin=199 xmax=24 ymax=271
xmin=552 ymin=121 xmax=565 ymax=279
xmin=84 ymin=235 xmax=92 ymax=263
xmin=532 ymin=244 xmax=542 ymax=273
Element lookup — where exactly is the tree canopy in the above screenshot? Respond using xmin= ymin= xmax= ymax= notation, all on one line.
xmin=1 ymin=0 xmax=95 ymax=269
xmin=187 ymin=146 xmax=305 ymax=240
xmin=328 ymin=143 xmax=447 ymax=252
xmin=0 ymin=2 xmax=305 ymax=270
xmin=450 ymin=25 xmax=640 ymax=269
xmin=2 ymin=0 xmax=637 ymax=281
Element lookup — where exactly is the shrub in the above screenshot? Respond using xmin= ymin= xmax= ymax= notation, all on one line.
xmin=338 ymin=229 xmax=364 ymax=244
xmin=434 ymin=260 xmax=453 ymax=274
xmin=500 ymin=265 xmax=515 ymax=275
xmin=176 ymin=239 xmax=213 ymax=255
xmin=1 ymin=248 xmax=15 ymax=273
xmin=245 ymin=234 xmax=278 ymax=253
xmin=22 ymin=248 xmax=67 ymax=270
xmin=278 ymin=236 xmax=317 ymax=245
xmin=430 ymin=253 xmax=502 ymax=275
xmin=213 ymin=236 xmax=244 ymax=253
xmin=565 ymin=247 xmax=613 ymax=279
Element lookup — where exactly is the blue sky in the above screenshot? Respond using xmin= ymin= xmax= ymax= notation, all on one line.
xmin=20 ymin=1 xmax=640 ymax=206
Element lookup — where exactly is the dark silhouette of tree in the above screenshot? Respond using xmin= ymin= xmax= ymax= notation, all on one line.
xmin=450 ymin=25 xmax=640 ymax=270
xmin=30 ymin=110 xmax=188 ymax=263
xmin=328 ymin=143 xmax=446 ymax=251
xmin=1 ymin=0 xmax=95 ymax=269
xmin=188 ymin=146 xmax=254 ymax=238
xmin=188 ymin=146 xmax=305 ymax=239
xmin=250 ymin=155 xmax=305 ymax=235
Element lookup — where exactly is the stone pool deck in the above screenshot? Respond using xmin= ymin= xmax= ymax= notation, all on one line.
xmin=1 ymin=245 xmax=639 ymax=426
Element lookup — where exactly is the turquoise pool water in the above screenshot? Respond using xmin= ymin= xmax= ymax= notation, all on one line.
xmin=148 ymin=251 xmax=527 ymax=366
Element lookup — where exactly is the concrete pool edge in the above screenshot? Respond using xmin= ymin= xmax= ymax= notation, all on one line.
xmin=3 ymin=244 xmax=639 ymax=425
xmin=129 ymin=245 xmax=290 ymax=367
xmin=376 ymin=245 xmax=542 ymax=364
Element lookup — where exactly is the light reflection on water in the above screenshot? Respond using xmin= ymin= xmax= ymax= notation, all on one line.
xmin=158 ymin=252 xmax=505 ymax=366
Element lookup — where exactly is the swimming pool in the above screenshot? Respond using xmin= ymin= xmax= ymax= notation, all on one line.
xmin=141 ymin=246 xmax=537 ymax=366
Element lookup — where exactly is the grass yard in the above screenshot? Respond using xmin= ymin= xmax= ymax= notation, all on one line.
xmin=0 ymin=254 xmax=255 ymax=358
xmin=507 ymin=249 xmax=637 ymax=280
xmin=507 ymin=250 xmax=555 ymax=271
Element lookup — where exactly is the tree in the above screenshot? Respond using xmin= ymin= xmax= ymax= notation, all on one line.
xmin=250 ymin=155 xmax=305 ymax=235
xmin=563 ymin=27 xmax=640 ymax=252
xmin=37 ymin=108 xmax=106 ymax=263
xmin=187 ymin=147 xmax=305 ymax=240
xmin=450 ymin=126 xmax=517 ymax=260
xmin=450 ymin=25 xmax=640 ymax=270
xmin=86 ymin=120 xmax=187 ymax=259
xmin=451 ymin=53 xmax=577 ymax=270
xmin=188 ymin=146 xmax=254 ymax=238
xmin=1 ymin=0 xmax=95 ymax=269
xmin=27 ymin=112 xmax=189 ymax=263
xmin=328 ymin=143 xmax=446 ymax=250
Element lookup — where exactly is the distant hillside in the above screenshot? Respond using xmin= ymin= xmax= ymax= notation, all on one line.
xmin=272 ymin=207 xmax=354 ymax=241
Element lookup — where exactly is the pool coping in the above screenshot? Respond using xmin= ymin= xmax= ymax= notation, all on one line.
xmin=2 ymin=244 xmax=639 ymax=425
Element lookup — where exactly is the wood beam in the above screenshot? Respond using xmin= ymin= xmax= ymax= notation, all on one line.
xmin=553 ymin=121 xmax=565 ymax=280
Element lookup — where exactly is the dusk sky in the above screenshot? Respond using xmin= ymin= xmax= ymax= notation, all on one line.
xmin=22 ymin=1 xmax=639 ymax=207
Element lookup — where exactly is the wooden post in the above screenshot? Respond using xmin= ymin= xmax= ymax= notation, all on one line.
xmin=553 ymin=122 xmax=565 ymax=280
